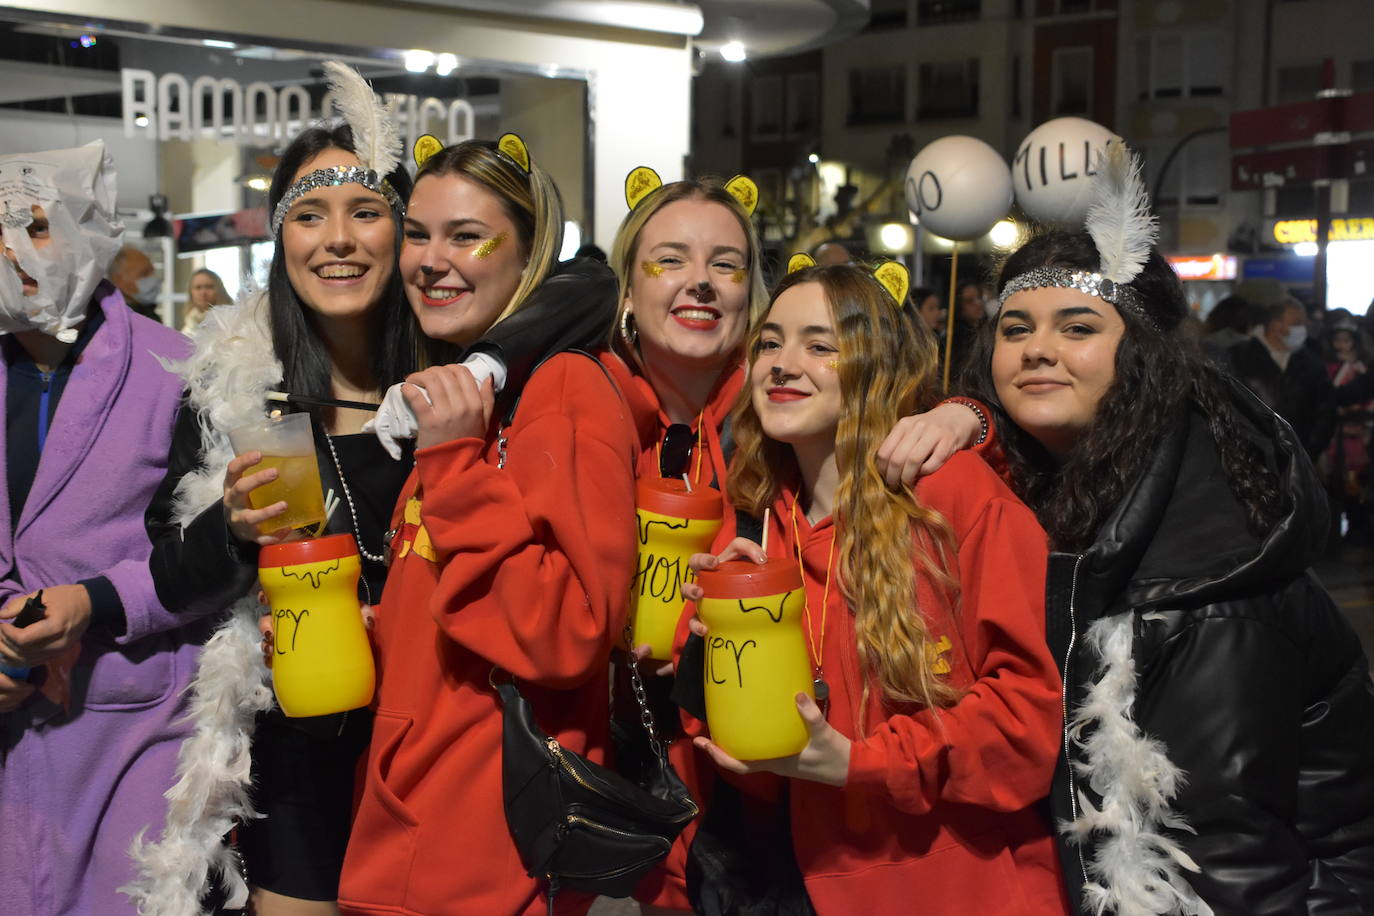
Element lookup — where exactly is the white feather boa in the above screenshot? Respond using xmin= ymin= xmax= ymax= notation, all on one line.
xmin=121 ymin=297 xmax=282 ymax=914
xmin=1063 ymin=613 xmax=1213 ymax=916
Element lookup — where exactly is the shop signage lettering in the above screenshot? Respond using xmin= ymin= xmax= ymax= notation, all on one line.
xmin=121 ymin=69 xmax=475 ymax=149
xmin=1272 ymin=217 xmax=1374 ymax=245
xmin=1167 ymin=254 xmax=1238 ymax=281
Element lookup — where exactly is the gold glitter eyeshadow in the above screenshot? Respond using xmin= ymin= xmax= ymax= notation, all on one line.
xmin=473 ymin=232 xmax=507 ymax=260
xmin=731 ymin=268 xmax=747 ymax=284
xmin=641 ymin=261 xmax=664 ymax=278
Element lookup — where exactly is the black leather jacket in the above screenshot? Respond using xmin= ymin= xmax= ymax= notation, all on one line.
xmin=1044 ymin=378 xmax=1374 ymax=915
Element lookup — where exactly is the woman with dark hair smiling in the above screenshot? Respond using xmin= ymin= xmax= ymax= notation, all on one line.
xmin=959 ymin=142 xmax=1374 ymax=915
xmin=130 ymin=67 xmax=617 ymax=916
xmin=131 ymin=102 xmax=423 ymax=915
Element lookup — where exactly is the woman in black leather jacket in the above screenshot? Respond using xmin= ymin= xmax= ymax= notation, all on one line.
xmin=962 ymin=227 xmax=1374 ymax=915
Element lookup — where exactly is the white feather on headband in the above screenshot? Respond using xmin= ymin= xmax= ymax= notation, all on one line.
xmin=1085 ymin=140 xmax=1158 ymax=286
xmin=323 ymin=60 xmax=402 ymax=178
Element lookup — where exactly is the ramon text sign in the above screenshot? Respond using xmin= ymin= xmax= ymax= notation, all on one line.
xmin=121 ymin=69 xmax=475 ymax=149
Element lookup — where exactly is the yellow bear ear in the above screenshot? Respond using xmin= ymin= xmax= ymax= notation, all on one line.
xmin=724 ymin=175 xmax=758 ymax=215
xmin=787 ymin=253 xmax=817 ymax=274
xmin=625 ymin=166 xmax=663 ymax=210
xmin=497 ymin=133 xmax=531 ymax=173
xmin=873 ymin=261 xmax=909 ymax=307
xmin=413 ymin=134 xmax=443 ymax=170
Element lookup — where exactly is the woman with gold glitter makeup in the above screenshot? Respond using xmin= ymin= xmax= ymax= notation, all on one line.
xmin=336 ymin=138 xmax=639 ymax=916
xmin=132 ymin=78 xmax=618 ymax=916
xmin=676 ymin=262 xmax=1067 ymax=915
xmin=606 ymin=175 xmax=1001 ymax=913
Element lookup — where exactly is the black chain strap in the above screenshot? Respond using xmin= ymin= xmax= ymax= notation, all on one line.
xmin=623 ymin=626 xmax=666 ymax=758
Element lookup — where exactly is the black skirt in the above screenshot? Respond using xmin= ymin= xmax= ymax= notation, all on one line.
xmin=237 ymin=706 xmax=374 ymax=900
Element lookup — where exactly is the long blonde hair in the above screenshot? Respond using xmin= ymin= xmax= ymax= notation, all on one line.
xmin=414 ymin=139 xmax=564 ymax=326
xmin=607 ymin=178 xmax=768 ymax=367
xmin=729 ymin=265 xmax=962 ymax=714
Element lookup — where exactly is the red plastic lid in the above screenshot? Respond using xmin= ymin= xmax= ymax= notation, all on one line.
xmin=259 ymin=532 xmax=359 ymax=569
xmin=696 ymin=558 xmax=803 ymax=599
xmin=637 ymin=478 xmax=724 ymax=521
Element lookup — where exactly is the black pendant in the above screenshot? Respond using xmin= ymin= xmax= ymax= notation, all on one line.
xmin=813 ymin=678 xmax=830 ymax=702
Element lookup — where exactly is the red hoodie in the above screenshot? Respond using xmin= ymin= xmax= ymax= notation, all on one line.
xmin=338 ymin=353 xmax=639 ymax=916
xmin=682 ymin=451 xmax=1069 ymax=915
xmin=606 ymin=357 xmax=744 ymax=493
xmin=597 ymin=357 xmax=742 ymax=910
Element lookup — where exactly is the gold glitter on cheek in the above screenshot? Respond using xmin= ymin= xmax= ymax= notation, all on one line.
xmin=826 ymin=360 xmax=840 ymax=370
xmin=640 ymin=261 xmax=664 ymax=278
xmin=472 ymin=232 xmax=507 ymax=260
xmin=731 ymin=268 xmax=747 ymax=285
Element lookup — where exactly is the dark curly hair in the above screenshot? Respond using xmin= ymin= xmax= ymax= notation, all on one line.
xmin=961 ymin=230 xmax=1282 ymax=550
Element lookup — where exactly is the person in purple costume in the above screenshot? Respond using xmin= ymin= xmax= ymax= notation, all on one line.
xmin=0 ymin=141 xmax=197 ymax=915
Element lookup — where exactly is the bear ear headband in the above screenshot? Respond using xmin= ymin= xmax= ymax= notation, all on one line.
xmin=997 ymin=138 xmax=1158 ymax=323
xmin=786 ymin=253 xmax=909 ymax=307
xmin=272 ymin=61 xmax=405 ymax=235
xmin=623 ymin=167 xmax=759 ymax=215
xmin=412 ymin=131 xmax=531 ymax=173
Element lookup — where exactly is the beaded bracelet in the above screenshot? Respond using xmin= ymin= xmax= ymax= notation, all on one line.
xmin=943 ymin=397 xmax=989 ymax=446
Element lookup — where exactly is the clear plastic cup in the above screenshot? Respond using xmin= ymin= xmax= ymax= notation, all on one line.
xmin=227 ymin=413 xmax=327 ymax=534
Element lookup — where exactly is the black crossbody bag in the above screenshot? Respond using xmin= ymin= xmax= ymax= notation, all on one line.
xmin=491 ymin=351 xmax=698 ymax=912
xmin=495 ymin=659 xmax=698 ymax=909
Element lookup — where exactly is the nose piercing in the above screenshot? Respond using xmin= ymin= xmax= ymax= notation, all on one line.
xmin=770 ymin=366 xmax=785 ymax=381
xmin=687 ymin=281 xmax=713 ymax=301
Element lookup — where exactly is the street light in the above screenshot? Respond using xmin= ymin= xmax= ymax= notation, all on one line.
xmin=989 ymin=219 xmax=1019 ymax=249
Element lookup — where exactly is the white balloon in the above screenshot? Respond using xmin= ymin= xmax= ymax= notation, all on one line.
xmin=904 ymin=136 xmax=1013 ymax=241
xmin=1012 ymin=117 xmax=1117 ymax=227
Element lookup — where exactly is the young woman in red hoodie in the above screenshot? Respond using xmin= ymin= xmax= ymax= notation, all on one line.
xmin=609 ymin=181 xmax=992 ymax=913
xmin=682 ymin=263 xmax=1069 ymax=915
xmin=337 ymin=139 xmax=639 ymax=916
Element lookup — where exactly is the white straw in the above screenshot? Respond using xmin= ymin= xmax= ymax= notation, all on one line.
xmin=313 ymin=489 xmax=339 ymax=537
xmin=760 ymin=507 xmax=771 ymax=556
xmin=682 ymin=473 xmax=693 ymax=493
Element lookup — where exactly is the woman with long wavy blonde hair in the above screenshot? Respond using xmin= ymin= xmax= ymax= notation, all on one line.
xmin=682 ymin=263 xmax=1070 ymax=915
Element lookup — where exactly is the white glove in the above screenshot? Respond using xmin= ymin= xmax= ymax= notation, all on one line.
xmin=363 ymin=352 xmax=508 ymax=460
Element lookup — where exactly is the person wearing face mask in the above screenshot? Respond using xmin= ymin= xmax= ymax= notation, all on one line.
xmin=109 ymin=245 xmax=164 ymax=322
xmin=0 ymin=142 xmax=196 ymax=916
xmin=1229 ymin=299 xmax=1336 ymax=458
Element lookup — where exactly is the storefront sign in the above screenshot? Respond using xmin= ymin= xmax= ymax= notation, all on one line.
xmin=1243 ymin=256 xmax=1314 ymax=285
xmin=1272 ymin=217 xmax=1374 ymax=245
xmin=175 ymin=208 xmax=270 ymax=252
xmin=1167 ymin=254 xmax=1237 ymax=281
xmin=121 ymin=69 xmax=475 ymax=149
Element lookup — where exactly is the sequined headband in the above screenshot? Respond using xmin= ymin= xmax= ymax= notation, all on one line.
xmin=998 ymin=266 xmax=1153 ymax=326
xmin=271 ymin=166 xmax=404 ymax=235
